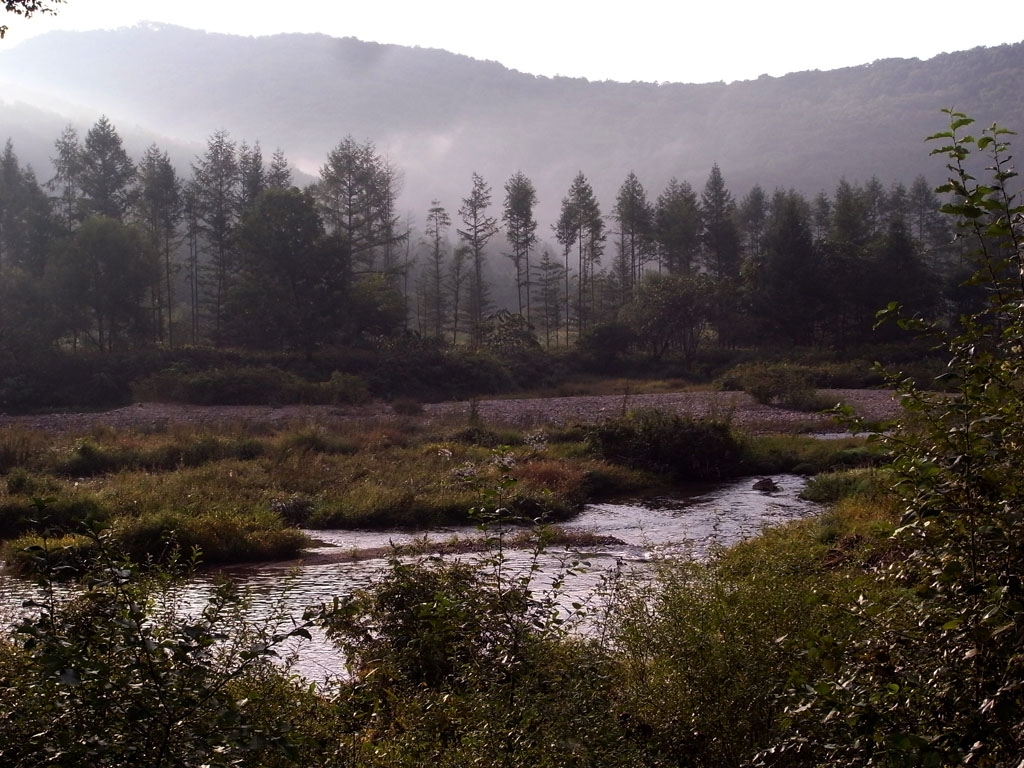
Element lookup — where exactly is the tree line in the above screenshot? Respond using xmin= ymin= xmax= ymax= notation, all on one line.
xmin=0 ymin=116 xmax=963 ymax=364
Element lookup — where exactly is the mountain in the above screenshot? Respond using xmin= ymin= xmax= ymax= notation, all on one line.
xmin=1 ymin=24 xmax=1022 ymax=232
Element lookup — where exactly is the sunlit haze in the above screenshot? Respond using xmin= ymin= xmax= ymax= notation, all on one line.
xmin=6 ymin=0 xmax=1024 ymax=84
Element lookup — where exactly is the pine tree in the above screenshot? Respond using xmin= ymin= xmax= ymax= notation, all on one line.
xmin=422 ymin=201 xmax=450 ymax=339
xmin=190 ymin=130 xmax=239 ymax=344
xmin=79 ymin=116 xmax=135 ymax=221
xmin=136 ymin=145 xmax=182 ymax=345
xmin=266 ymin=149 xmax=293 ymax=190
xmin=653 ymin=178 xmax=701 ymax=275
xmin=48 ymin=125 xmax=82 ymax=230
xmin=502 ymin=171 xmax=538 ymax=318
xmin=613 ymin=171 xmax=654 ymax=299
xmin=554 ymin=172 xmax=603 ymax=341
xmin=457 ymin=172 xmax=498 ymax=343
xmin=236 ymin=141 xmax=266 ymax=219
xmin=534 ymin=247 xmax=564 ymax=347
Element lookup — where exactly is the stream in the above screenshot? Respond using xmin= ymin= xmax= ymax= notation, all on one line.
xmin=0 ymin=473 xmax=820 ymax=682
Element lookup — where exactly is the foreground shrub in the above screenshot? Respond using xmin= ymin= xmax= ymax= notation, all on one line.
xmin=612 ymin=552 xmax=856 ymax=767
xmin=729 ymin=361 xmax=835 ymax=410
xmin=0 ymin=551 xmax=317 ymax=767
xmin=588 ymin=408 xmax=742 ymax=480
xmin=322 ymin=556 xmax=639 ymax=766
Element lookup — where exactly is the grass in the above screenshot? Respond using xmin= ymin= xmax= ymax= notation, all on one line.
xmin=0 ymin=411 xmax=879 ymax=572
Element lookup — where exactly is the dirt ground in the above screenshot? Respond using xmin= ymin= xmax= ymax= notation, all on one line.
xmin=0 ymin=389 xmax=900 ymax=435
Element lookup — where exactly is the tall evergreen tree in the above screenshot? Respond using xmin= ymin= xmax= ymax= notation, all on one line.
xmin=700 ymin=164 xmax=741 ymax=346
xmin=0 ymin=140 xmax=51 ymax=277
xmin=136 ymin=145 xmax=182 ymax=345
xmin=190 ymin=130 xmax=239 ymax=344
xmin=502 ymin=171 xmax=538 ymax=318
xmin=554 ymin=172 xmax=603 ymax=340
xmin=48 ymin=124 xmax=82 ymax=230
xmin=653 ymin=178 xmax=701 ymax=275
xmin=422 ymin=201 xmax=450 ymax=339
xmin=230 ymin=188 xmax=349 ymax=356
xmin=612 ymin=171 xmax=654 ymax=299
xmin=266 ymin=149 xmax=293 ymax=190
xmin=79 ymin=116 xmax=135 ymax=221
xmin=700 ymin=164 xmax=741 ymax=280
xmin=754 ymin=190 xmax=819 ymax=346
xmin=314 ymin=137 xmax=405 ymax=274
xmin=738 ymin=184 xmax=769 ymax=262
xmin=457 ymin=172 xmax=498 ymax=342
xmin=534 ymin=247 xmax=564 ymax=347
xmin=236 ymin=141 xmax=266 ymax=218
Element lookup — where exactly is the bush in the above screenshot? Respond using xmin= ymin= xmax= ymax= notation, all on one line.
xmin=0 ymin=549 xmax=317 ymax=766
xmin=587 ymin=408 xmax=742 ymax=480
xmin=727 ymin=361 xmax=834 ymax=410
xmin=135 ymin=364 xmax=307 ymax=405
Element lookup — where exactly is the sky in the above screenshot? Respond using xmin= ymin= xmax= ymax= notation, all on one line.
xmin=5 ymin=0 xmax=1024 ymax=84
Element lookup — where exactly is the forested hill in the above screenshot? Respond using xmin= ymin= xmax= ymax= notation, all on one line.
xmin=1 ymin=23 xmax=1022 ymax=223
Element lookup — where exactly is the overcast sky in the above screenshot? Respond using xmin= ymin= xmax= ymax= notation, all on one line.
xmin=6 ymin=0 xmax=1024 ymax=84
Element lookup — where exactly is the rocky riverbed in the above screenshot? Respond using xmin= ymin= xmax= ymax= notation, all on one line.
xmin=0 ymin=389 xmax=899 ymax=435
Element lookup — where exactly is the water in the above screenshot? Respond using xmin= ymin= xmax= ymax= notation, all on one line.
xmin=1 ymin=474 xmax=819 ymax=682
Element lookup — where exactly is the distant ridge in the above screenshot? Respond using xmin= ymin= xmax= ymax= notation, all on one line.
xmin=1 ymin=24 xmax=1022 ymax=227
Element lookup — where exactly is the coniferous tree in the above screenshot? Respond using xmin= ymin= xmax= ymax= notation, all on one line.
xmin=502 ymin=171 xmax=538 ymax=318
xmin=738 ymin=184 xmax=769 ymax=262
xmin=555 ymin=172 xmax=603 ymax=340
xmin=0 ymin=140 xmax=51 ymax=277
xmin=373 ymin=154 xmax=406 ymax=277
xmin=136 ymin=145 xmax=182 ymax=345
xmin=422 ymin=200 xmax=450 ymax=339
xmin=457 ymin=172 xmax=498 ymax=343
xmin=823 ymin=178 xmax=875 ymax=346
xmin=534 ymin=247 xmax=564 ymax=347
xmin=230 ymin=188 xmax=349 ymax=356
xmin=700 ymin=164 xmax=741 ymax=346
xmin=654 ymin=178 xmax=701 ymax=275
xmin=448 ymin=245 xmax=470 ymax=344
xmin=612 ymin=171 xmax=654 ymax=300
xmin=79 ymin=116 xmax=135 ymax=221
xmin=236 ymin=141 xmax=266 ymax=219
xmin=190 ymin=130 xmax=239 ymax=344
xmin=315 ymin=137 xmax=405 ymax=274
xmin=48 ymin=125 xmax=83 ymax=230
xmin=755 ymin=190 xmax=819 ymax=345
xmin=266 ymin=149 xmax=293 ymax=190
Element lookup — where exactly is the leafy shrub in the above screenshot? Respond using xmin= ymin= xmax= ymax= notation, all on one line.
xmin=727 ymin=361 xmax=834 ymax=410
xmin=321 ymin=556 xmax=636 ymax=766
xmin=0 ymin=550 xmax=317 ymax=766
xmin=588 ymin=408 xmax=742 ymax=480
xmin=612 ymin=554 xmax=855 ymax=767
xmin=135 ymin=364 xmax=309 ymax=405
xmin=317 ymin=370 xmax=369 ymax=404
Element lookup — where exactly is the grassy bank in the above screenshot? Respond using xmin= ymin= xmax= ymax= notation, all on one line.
xmin=0 ymin=409 xmax=880 ymax=573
